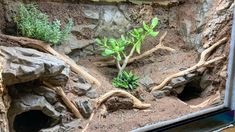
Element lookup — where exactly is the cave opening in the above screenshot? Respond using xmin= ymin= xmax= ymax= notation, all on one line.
xmin=13 ymin=110 xmax=54 ymax=132
xmin=177 ymin=78 xmax=203 ymax=102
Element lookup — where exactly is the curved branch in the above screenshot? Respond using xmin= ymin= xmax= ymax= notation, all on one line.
xmin=151 ymin=37 xmax=227 ymax=92
xmin=82 ymin=89 xmax=151 ymax=132
xmin=96 ymin=89 xmax=151 ymax=109
xmin=189 ymin=91 xmax=221 ymax=109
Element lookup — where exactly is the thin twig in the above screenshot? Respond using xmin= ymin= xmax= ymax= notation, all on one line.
xmin=43 ymin=82 xmax=82 ymax=118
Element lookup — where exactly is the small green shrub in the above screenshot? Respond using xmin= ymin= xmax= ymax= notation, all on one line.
xmin=112 ymin=71 xmax=139 ymax=90
xmin=97 ymin=18 xmax=159 ymax=90
xmin=14 ymin=4 xmax=73 ymax=45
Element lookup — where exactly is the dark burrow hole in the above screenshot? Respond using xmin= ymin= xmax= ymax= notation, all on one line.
xmin=177 ymin=79 xmax=203 ymax=102
xmin=13 ymin=110 xmax=54 ymax=132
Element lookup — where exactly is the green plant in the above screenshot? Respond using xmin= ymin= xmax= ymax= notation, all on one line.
xmin=112 ymin=71 xmax=139 ymax=90
xmin=97 ymin=18 xmax=159 ymax=89
xmin=14 ymin=4 xmax=73 ymax=45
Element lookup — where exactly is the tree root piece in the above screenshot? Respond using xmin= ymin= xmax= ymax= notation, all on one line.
xmin=151 ymin=37 xmax=227 ymax=92
xmin=43 ymin=82 xmax=82 ymax=119
xmin=189 ymin=91 xmax=221 ymax=109
xmin=81 ymin=89 xmax=151 ymax=132
xmin=95 ymin=31 xmax=175 ymax=67
xmin=0 ymin=34 xmax=101 ymax=87
xmin=95 ymin=89 xmax=151 ymax=109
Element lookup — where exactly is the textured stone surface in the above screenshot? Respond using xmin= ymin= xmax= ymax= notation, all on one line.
xmin=54 ymin=102 xmax=67 ymax=113
xmin=0 ymin=46 xmax=70 ymax=86
xmin=139 ymin=75 xmax=154 ymax=88
xmin=40 ymin=119 xmax=80 ymax=132
xmin=8 ymin=86 xmax=60 ymax=132
xmin=75 ymin=99 xmax=93 ymax=118
xmin=152 ymin=90 xmax=166 ymax=99
xmin=86 ymin=89 xmax=97 ymax=99
xmin=170 ymin=77 xmax=187 ymax=88
xmin=200 ymin=70 xmax=212 ymax=90
xmin=73 ymin=82 xmax=92 ymax=96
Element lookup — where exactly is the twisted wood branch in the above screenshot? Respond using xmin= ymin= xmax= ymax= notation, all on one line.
xmin=151 ymin=37 xmax=227 ymax=92
xmin=82 ymin=89 xmax=151 ymax=132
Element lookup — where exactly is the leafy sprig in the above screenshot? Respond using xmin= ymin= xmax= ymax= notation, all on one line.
xmin=14 ymin=4 xmax=73 ymax=45
xmin=112 ymin=71 xmax=139 ymax=90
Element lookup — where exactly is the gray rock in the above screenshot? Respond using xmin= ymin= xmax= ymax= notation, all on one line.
xmin=170 ymin=77 xmax=187 ymax=88
xmin=73 ymin=82 xmax=92 ymax=96
xmin=33 ymin=86 xmax=57 ymax=105
xmin=40 ymin=119 xmax=80 ymax=132
xmin=172 ymin=85 xmax=185 ymax=94
xmin=86 ymin=89 xmax=97 ymax=99
xmin=152 ymin=90 xmax=166 ymax=99
xmin=162 ymin=86 xmax=173 ymax=91
xmin=139 ymin=76 xmax=154 ymax=87
xmin=96 ymin=6 xmax=130 ymax=38
xmin=162 ymin=86 xmax=173 ymax=95
xmin=55 ymin=34 xmax=95 ymax=55
xmin=72 ymin=24 xmax=96 ymax=33
xmin=33 ymin=86 xmax=54 ymax=96
xmin=67 ymin=35 xmax=95 ymax=50
xmin=0 ymin=46 xmax=70 ymax=86
xmin=60 ymin=111 xmax=74 ymax=123
xmin=185 ymin=73 xmax=197 ymax=81
xmin=54 ymin=102 xmax=67 ymax=113
xmin=44 ymin=91 xmax=57 ymax=105
xmin=8 ymin=92 xmax=60 ymax=132
xmin=200 ymin=71 xmax=212 ymax=90
xmin=75 ymin=99 xmax=93 ymax=118
xmin=83 ymin=9 xmax=100 ymax=20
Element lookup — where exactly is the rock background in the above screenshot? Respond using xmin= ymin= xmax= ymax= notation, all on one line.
xmin=0 ymin=0 xmax=233 ymax=60
xmin=0 ymin=0 xmax=233 ymax=131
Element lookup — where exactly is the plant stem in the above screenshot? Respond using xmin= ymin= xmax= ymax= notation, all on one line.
xmin=117 ymin=30 xmax=150 ymax=76
xmin=118 ymin=45 xmax=136 ymax=76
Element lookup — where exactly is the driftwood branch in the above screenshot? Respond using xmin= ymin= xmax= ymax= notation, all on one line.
xmin=43 ymin=82 xmax=82 ymax=118
xmin=82 ymin=89 xmax=151 ymax=132
xmin=0 ymin=34 xmax=101 ymax=87
xmin=189 ymin=91 xmax=221 ymax=109
xmin=95 ymin=31 xmax=175 ymax=67
xmin=96 ymin=89 xmax=151 ymax=109
xmin=151 ymin=37 xmax=227 ymax=92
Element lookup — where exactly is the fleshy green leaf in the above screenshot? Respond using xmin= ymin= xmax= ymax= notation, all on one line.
xmin=116 ymin=53 xmax=122 ymax=61
xmin=150 ymin=31 xmax=159 ymax=37
xmin=143 ymin=21 xmax=149 ymax=31
xmin=151 ymin=18 xmax=158 ymax=28
xmin=112 ymin=71 xmax=139 ymax=90
xmin=137 ymin=28 xmax=143 ymax=33
xmin=121 ymin=35 xmax=125 ymax=41
xmin=135 ymin=43 xmax=141 ymax=54
xmin=96 ymin=38 xmax=102 ymax=45
xmin=103 ymin=49 xmax=114 ymax=56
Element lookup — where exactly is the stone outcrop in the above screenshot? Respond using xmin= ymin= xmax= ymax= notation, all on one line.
xmin=8 ymin=84 xmax=61 ymax=132
xmin=0 ymin=46 xmax=70 ymax=86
